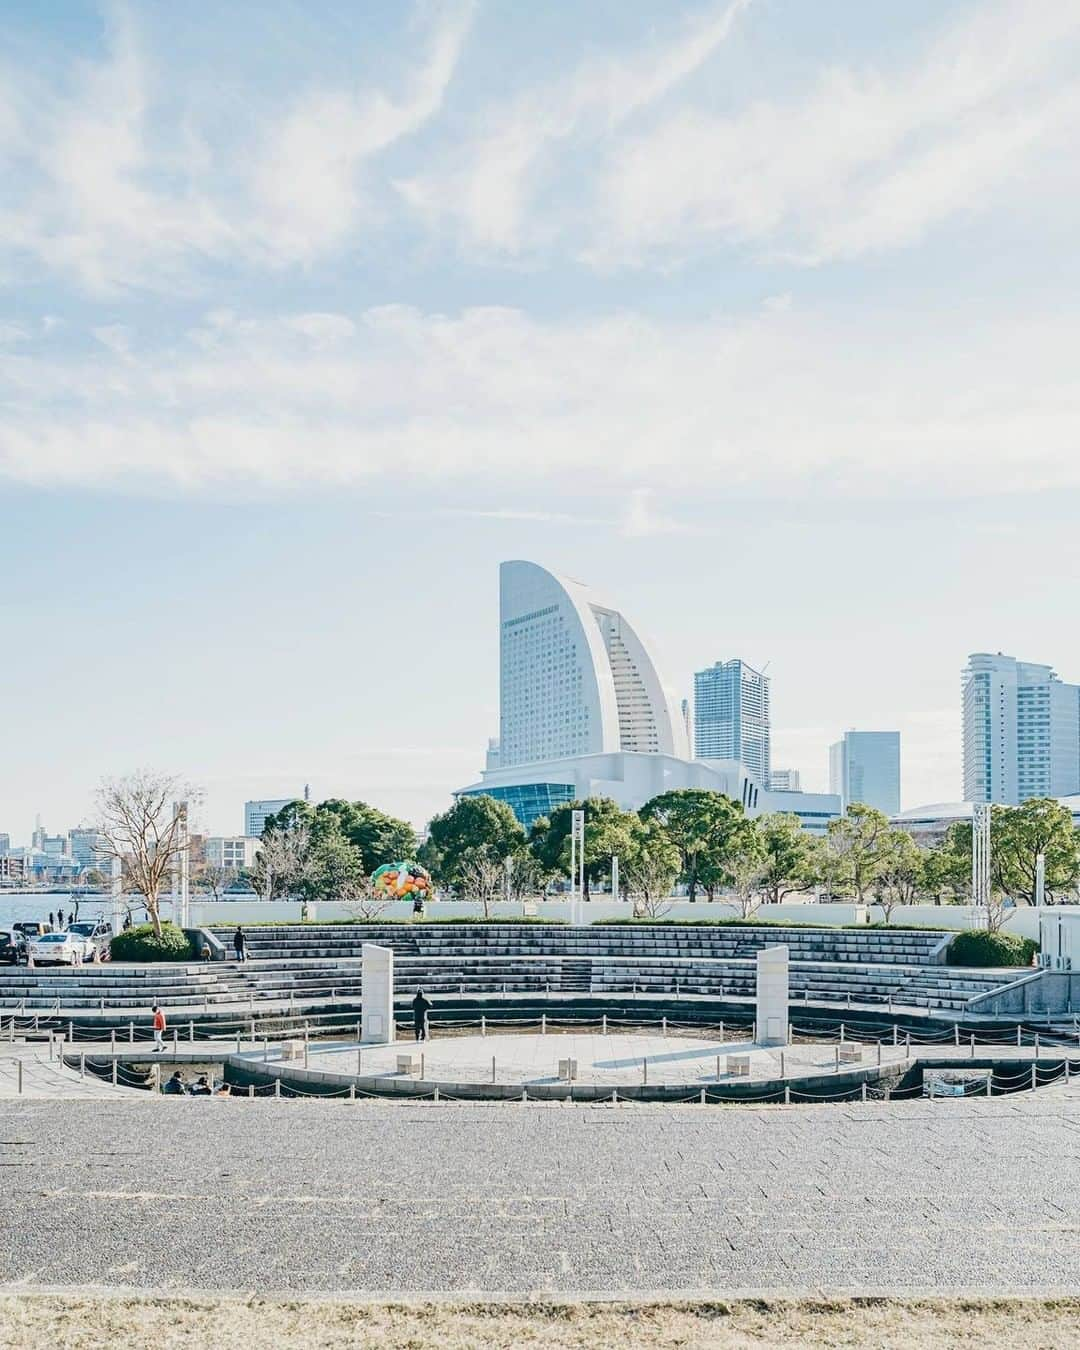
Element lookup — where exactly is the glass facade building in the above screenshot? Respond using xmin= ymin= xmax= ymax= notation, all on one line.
xmin=693 ymin=660 xmax=771 ymax=788
xmin=829 ymin=731 xmax=901 ymax=814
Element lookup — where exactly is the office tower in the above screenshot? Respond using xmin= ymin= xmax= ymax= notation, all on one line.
xmin=244 ymin=799 xmax=297 ymax=837
xmin=962 ymin=653 xmax=1080 ymax=804
xmin=693 ymin=660 xmax=771 ymax=787
xmin=769 ymin=768 xmax=801 ymax=792
xmin=68 ymin=829 xmax=107 ymax=871
xmin=205 ymin=837 xmax=262 ymax=870
xmin=829 ymin=731 xmax=901 ymax=814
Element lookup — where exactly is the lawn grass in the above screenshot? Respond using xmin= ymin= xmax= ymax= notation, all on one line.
xmin=2 ymin=1294 xmax=1079 ymax=1349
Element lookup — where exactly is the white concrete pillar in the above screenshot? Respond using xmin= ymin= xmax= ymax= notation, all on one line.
xmin=756 ymin=945 xmax=790 ymax=1046
xmin=361 ymin=943 xmax=395 ymax=1045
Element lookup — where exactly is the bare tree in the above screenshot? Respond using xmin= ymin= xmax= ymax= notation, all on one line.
xmin=196 ymin=864 xmax=237 ymax=901
xmin=341 ymin=875 xmax=397 ymax=921
xmin=728 ymin=851 xmax=767 ymax=920
xmin=251 ymin=823 xmax=310 ymax=902
xmin=626 ymin=861 xmax=675 ymax=919
xmin=94 ymin=770 xmax=201 ymax=938
xmin=458 ymin=848 xmax=504 ymax=918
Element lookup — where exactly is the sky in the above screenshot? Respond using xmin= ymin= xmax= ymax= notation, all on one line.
xmin=2 ymin=0 xmax=1079 ymax=841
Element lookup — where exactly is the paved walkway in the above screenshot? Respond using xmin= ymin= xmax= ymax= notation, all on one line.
xmin=2 ymin=1093 xmax=1080 ymax=1296
xmin=301 ymin=1032 xmax=910 ymax=1085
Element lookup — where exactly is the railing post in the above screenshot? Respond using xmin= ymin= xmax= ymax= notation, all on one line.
xmin=662 ymin=1016 xmax=667 ymax=1037
xmin=491 ymin=1056 xmax=496 ymax=1083
xmin=1031 ymin=1064 xmax=1037 ymax=1091
xmin=954 ymin=1023 xmax=960 ymax=1046
xmin=110 ymin=1027 xmax=116 ymax=1052
xmin=970 ymin=1034 xmax=975 ymax=1058
xmin=274 ymin=1079 xmax=281 ymax=1098
xmin=80 ymin=1053 xmax=86 ymax=1079
xmin=602 ymin=1014 xmax=607 ymax=1035
xmin=481 ymin=1015 xmax=486 ymax=1038
xmin=861 ymin=1081 xmax=867 ymax=1102
xmin=112 ymin=1060 xmax=117 ymax=1087
xmin=129 ymin=1021 xmax=134 ymax=1044
xmin=1017 ymin=1024 xmax=1022 ymax=1047
xmin=784 ymin=1084 xmax=790 ymax=1104
xmin=17 ymin=1060 xmax=23 ymax=1096
xmin=541 ymin=1014 xmax=546 ymax=1035
xmin=840 ymin=1022 xmax=845 ymax=1043
xmin=189 ymin=1020 xmax=194 ymax=1043
xmin=1035 ymin=1031 xmax=1041 ymax=1053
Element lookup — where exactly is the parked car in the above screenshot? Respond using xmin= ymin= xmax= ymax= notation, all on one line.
xmin=66 ymin=920 xmax=113 ymax=961
xmin=0 ymin=931 xmax=20 ymax=965
xmin=26 ymin=932 xmax=90 ymax=966
xmin=13 ymin=921 xmax=51 ymax=941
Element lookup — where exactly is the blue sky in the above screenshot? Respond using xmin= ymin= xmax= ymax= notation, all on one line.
xmin=2 ymin=0 xmax=1079 ymax=840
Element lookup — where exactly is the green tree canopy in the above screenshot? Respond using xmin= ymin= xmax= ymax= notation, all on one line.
xmin=990 ymin=798 xmax=1080 ymax=904
xmin=621 ymin=818 xmax=681 ymax=915
xmin=423 ymin=794 xmax=525 ymax=892
xmin=314 ymin=798 xmax=415 ymax=871
xmin=753 ymin=812 xmax=823 ymax=904
xmin=822 ymin=804 xmax=894 ymax=902
xmin=871 ymin=828 xmax=927 ymax=921
xmin=528 ymin=796 xmax=638 ymax=899
xmin=639 ymin=789 xmax=751 ymax=901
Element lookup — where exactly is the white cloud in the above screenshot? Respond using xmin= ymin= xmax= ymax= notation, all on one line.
xmin=594 ymin=0 xmax=1080 ymax=265
xmin=250 ymin=2 xmax=475 ymax=262
xmin=0 ymin=2 xmax=473 ymax=289
xmin=2 ymin=300 xmax=1078 ymax=501
xmin=397 ymin=0 xmax=749 ymax=252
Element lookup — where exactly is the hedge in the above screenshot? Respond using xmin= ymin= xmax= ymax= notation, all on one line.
xmin=109 ymin=922 xmax=194 ymax=962
xmin=947 ymin=929 xmax=1038 ymax=968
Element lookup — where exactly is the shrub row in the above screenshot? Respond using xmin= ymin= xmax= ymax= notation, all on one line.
xmin=109 ymin=922 xmax=195 ymax=962
xmin=947 ymin=930 xmax=1038 ymax=968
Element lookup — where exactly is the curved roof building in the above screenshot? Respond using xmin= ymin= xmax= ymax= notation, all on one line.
xmin=498 ymin=560 xmax=689 ymax=769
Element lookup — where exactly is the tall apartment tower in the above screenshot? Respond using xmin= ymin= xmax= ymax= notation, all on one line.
xmin=693 ymin=660 xmax=771 ymax=787
xmin=962 ymin=652 xmax=1080 ymax=804
xmin=829 ymin=731 xmax=901 ymax=814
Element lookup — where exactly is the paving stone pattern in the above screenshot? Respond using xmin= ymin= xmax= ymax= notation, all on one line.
xmin=1 ymin=1095 xmax=1079 ymax=1296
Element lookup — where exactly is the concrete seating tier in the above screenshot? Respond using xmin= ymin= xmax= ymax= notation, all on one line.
xmin=0 ymin=951 xmax=1015 ymax=1014
xmin=210 ymin=922 xmax=950 ymax=967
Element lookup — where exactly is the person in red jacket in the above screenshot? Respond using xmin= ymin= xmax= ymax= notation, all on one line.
xmin=152 ymin=1004 xmax=167 ymax=1052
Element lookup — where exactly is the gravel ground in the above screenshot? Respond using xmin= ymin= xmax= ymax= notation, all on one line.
xmin=1 ymin=1095 xmax=1079 ymax=1297
xmin=3 ymin=1295 xmax=1080 ymax=1349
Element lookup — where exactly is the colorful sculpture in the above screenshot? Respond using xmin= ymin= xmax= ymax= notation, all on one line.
xmin=371 ymin=860 xmax=432 ymax=902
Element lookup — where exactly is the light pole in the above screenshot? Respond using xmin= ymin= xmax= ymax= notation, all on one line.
xmin=611 ymin=854 xmax=619 ymax=901
xmin=972 ymin=803 xmax=991 ymax=917
xmin=1035 ymin=852 xmax=1046 ymax=907
xmin=570 ymin=809 xmax=585 ymax=926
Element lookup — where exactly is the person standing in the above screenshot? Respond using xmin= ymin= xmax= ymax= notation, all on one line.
xmin=57 ymin=907 xmax=64 ymax=928
xmin=48 ymin=912 xmax=55 ymax=930
xmin=152 ymin=1004 xmax=167 ymax=1052
xmin=412 ymin=988 xmax=432 ymax=1042
xmin=233 ymin=926 xmax=247 ymax=963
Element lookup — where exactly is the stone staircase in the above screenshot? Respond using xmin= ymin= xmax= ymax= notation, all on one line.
xmin=210 ymin=922 xmax=952 ymax=966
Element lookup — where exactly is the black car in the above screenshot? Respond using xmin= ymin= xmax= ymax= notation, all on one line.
xmin=0 ymin=931 xmax=20 ymax=965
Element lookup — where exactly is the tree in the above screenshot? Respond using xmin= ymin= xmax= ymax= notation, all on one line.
xmin=251 ymin=822 xmax=310 ymax=901
xmin=727 ymin=846 xmax=768 ymax=920
xmin=507 ymin=850 xmax=554 ymax=904
xmin=300 ymin=820 xmax=366 ymax=903
xmin=197 ymin=864 xmax=237 ymax=901
xmin=822 ymin=804 xmax=894 ymax=902
xmin=528 ymin=797 xmax=637 ymax=899
xmin=990 ymin=799 xmax=1080 ymax=905
xmin=751 ymin=813 xmax=823 ymax=905
xmin=457 ymin=847 xmax=505 ymax=917
xmin=622 ymin=820 xmax=680 ymax=917
xmin=871 ymin=829 xmax=926 ymax=923
xmin=424 ymin=795 xmax=525 ymax=893
xmin=639 ymin=790 xmax=751 ymax=901
xmin=309 ymin=799 xmax=415 ymax=872
xmin=93 ymin=771 xmax=200 ymax=938
xmin=923 ymin=826 xmax=973 ymax=905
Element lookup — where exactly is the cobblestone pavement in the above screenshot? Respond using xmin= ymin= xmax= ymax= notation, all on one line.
xmin=1 ymin=1094 xmax=1080 ymax=1297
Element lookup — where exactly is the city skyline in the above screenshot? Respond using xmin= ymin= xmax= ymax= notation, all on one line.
xmin=3 ymin=2 xmax=1080 ymax=838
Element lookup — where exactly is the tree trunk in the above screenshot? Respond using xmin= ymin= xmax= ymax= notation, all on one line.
xmin=687 ymin=862 xmax=698 ymax=903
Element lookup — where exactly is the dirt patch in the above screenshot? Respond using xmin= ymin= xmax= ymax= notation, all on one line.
xmin=2 ymin=1294 xmax=1080 ymax=1349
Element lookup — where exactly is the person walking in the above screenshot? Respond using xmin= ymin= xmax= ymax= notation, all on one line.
xmin=233 ymin=926 xmax=247 ymax=963
xmin=152 ymin=1004 xmax=167 ymax=1052
xmin=56 ymin=907 xmax=64 ymax=928
xmin=412 ymin=988 xmax=432 ymax=1042
xmin=48 ymin=912 xmax=55 ymax=930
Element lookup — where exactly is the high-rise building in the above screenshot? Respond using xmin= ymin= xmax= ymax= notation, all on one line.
xmin=244 ymin=798 xmax=297 ymax=837
xmin=456 ymin=562 xmax=841 ymax=833
xmin=68 ymin=829 xmax=107 ymax=872
xmin=0 ymin=834 xmax=9 ymax=855
xmin=962 ymin=653 xmax=1080 ymax=805
xmin=693 ymin=660 xmax=771 ymax=788
xmin=497 ymin=560 xmax=689 ymax=770
xmin=769 ymin=768 xmax=801 ymax=792
xmin=829 ymin=731 xmax=901 ymax=814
